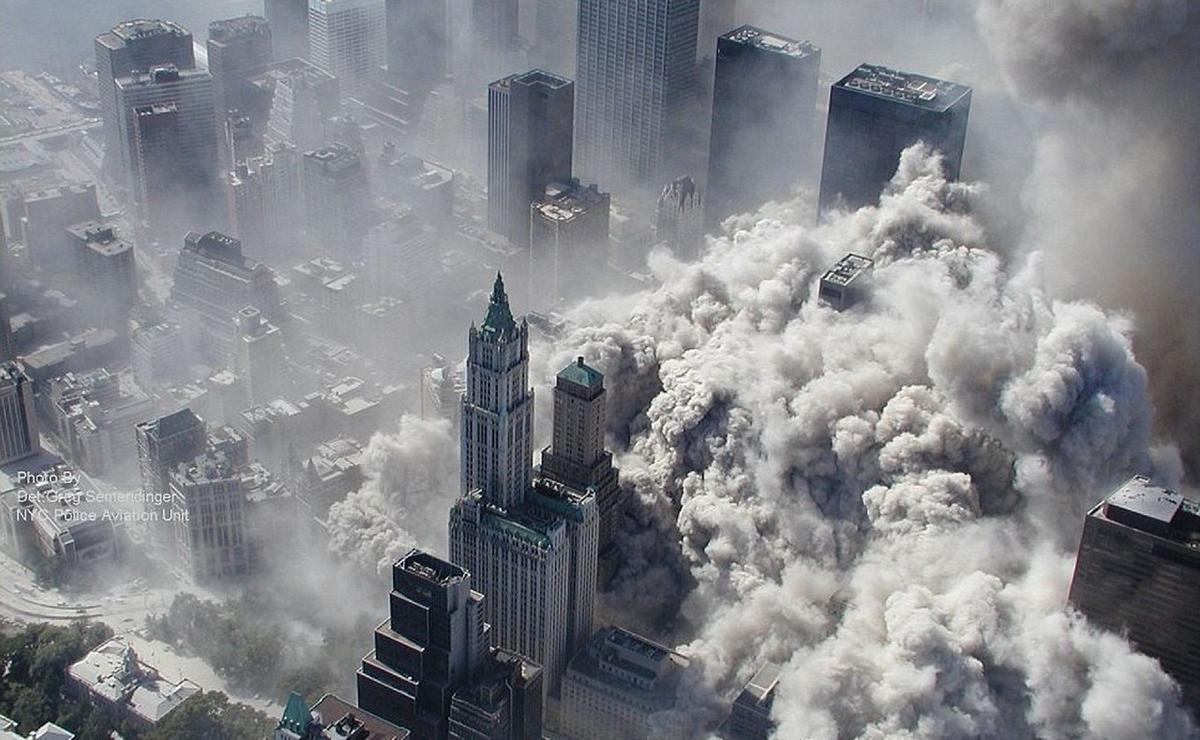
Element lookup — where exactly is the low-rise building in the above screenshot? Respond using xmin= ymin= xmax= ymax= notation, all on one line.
xmin=66 ymin=637 xmax=200 ymax=732
xmin=560 ymin=627 xmax=689 ymax=740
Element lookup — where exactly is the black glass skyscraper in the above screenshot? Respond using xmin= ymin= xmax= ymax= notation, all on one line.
xmin=487 ymin=70 xmax=574 ymax=248
xmin=817 ymin=63 xmax=971 ymax=216
xmin=706 ymin=25 xmax=820 ymax=227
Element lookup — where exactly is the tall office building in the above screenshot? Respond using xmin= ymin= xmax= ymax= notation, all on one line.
xmin=818 ymin=63 xmax=971 ymax=216
xmin=449 ymin=275 xmax=599 ymax=695
xmin=385 ymin=0 xmax=448 ymax=92
xmin=208 ymin=17 xmax=273 ymax=119
xmin=0 ymin=363 xmax=39 ymax=466
xmin=575 ymin=0 xmax=700 ymax=193
xmin=65 ymin=221 xmax=137 ymax=328
xmin=471 ymin=0 xmax=519 ymax=57
xmin=532 ymin=0 xmax=576 ymax=76
xmin=0 ymin=293 xmax=13 ymax=362
xmin=266 ymin=0 xmax=311 ymax=61
xmin=529 ymin=180 xmax=610 ymax=308
xmin=136 ymin=409 xmax=207 ymax=546
xmin=208 ymin=17 xmax=273 ymax=168
xmin=487 ymin=70 xmax=574 ymax=247
xmin=19 ymin=184 xmax=100 ymax=273
xmin=234 ymin=307 xmax=289 ymax=405
xmin=115 ymin=67 xmax=222 ymax=236
xmin=260 ymin=59 xmax=340 ymax=150
xmin=723 ymin=663 xmax=780 ymax=740
xmin=655 ymin=175 xmax=703 ymax=260
xmin=458 ymin=274 xmax=534 ymax=508
xmin=302 ymin=143 xmax=372 ymax=259
xmin=170 ymin=450 xmax=251 ymax=580
xmin=698 ymin=0 xmax=737 ymax=61
xmin=539 ymin=357 xmax=623 ymax=553
xmin=1068 ymin=476 xmax=1200 ymax=712
xmin=226 ymin=143 xmax=303 ymax=260
xmin=94 ymin=20 xmax=195 ymax=162
xmin=448 ymin=649 xmax=543 ymax=740
xmin=706 ymin=26 xmax=820 ymax=227
xmin=357 ymin=549 xmax=488 ymax=738
xmin=308 ymin=0 xmax=387 ymax=100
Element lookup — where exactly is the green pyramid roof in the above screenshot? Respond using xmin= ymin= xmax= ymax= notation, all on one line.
xmin=481 ymin=272 xmax=519 ymax=340
xmin=558 ymin=356 xmax=603 ymax=388
xmin=279 ymin=691 xmax=312 ymax=733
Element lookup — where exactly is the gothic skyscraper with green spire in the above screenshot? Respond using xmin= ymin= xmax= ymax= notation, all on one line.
xmin=450 ymin=273 xmax=599 ymax=703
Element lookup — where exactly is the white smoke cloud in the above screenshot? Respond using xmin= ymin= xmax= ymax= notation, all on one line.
xmin=530 ymin=144 xmax=1193 ymax=738
xmin=325 ymin=414 xmax=459 ymax=575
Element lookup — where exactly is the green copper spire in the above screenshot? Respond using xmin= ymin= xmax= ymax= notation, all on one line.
xmin=481 ymin=272 xmax=519 ymax=340
xmin=279 ymin=691 xmax=312 ymax=733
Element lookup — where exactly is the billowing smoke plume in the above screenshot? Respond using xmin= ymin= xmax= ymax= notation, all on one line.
xmin=529 ymin=144 xmax=1193 ymax=738
xmin=325 ymin=415 xmax=458 ymax=575
xmin=977 ymin=0 xmax=1200 ymax=477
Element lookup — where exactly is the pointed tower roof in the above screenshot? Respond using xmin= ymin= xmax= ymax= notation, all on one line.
xmin=480 ymin=272 xmax=519 ymax=340
xmin=278 ymin=691 xmax=313 ymax=733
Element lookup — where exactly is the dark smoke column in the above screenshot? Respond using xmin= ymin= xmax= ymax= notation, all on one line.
xmin=705 ymin=25 xmax=820 ymax=228
xmin=817 ymin=63 xmax=970 ymax=216
xmin=575 ymin=0 xmax=699 ymax=195
xmin=1068 ymin=475 xmax=1200 ymax=714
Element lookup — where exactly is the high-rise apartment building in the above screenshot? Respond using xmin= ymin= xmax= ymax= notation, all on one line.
xmin=539 ymin=357 xmax=623 ymax=554
xmin=0 ymin=363 xmax=39 ymax=466
xmin=575 ymin=0 xmax=700 ymax=193
xmin=115 ymin=67 xmax=222 ymax=236
xmin=308 ymin=0 xmax=387 ymax=100
xmin=266 ymin=0 xmax=311 ymax=61
xmin=707 ymin=26 xmax=820 ymax=227
xmin=818 ymin=63 xmax=971 ymax=216
xmin=529 ymin=180 xmax=610 ymax=308
xmin=560 ymin=627 xmax=689 ymax=740
xmin=94 ymin=20 xmax=195 ymax=161
xmin=303 ymin=142 xmax=373 ymax=259
xmin=487 ymin=70 xmax=575 ymax=248
xmin=208 ymin=16 xmax=273 ymax=120
xmin=1068 ymin=476 xmax=1200 ymax=712
xmin=655 ymin=175 xmax=703 ymax=260
xmin=449 ymin=275 xmax=599 ymax=695
xmin=385 ymin=0 xmax=448 ymax=92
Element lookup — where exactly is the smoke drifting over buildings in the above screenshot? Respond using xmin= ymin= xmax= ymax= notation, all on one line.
xmin=0 ymin=0 xmax=1196 ymax=738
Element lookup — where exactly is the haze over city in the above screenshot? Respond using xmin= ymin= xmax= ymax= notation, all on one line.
xmin=0 ymin=1 xmax=1198 ymax=739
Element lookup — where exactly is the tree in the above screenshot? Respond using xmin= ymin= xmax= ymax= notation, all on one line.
xmin=145 ymin=692 xmax=273 ymax=740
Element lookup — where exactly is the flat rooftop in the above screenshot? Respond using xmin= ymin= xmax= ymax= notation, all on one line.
xmin=97 ymin=19 xmax=190 ymax=49
xmin=837 ymin=63 xmax=971 ymax=112
xmin=821 ymin=253 xmax=874 ymax=288
xmin=398 ymin=549 xmax=466 ymax=586
xmin=534 ymin=181 xmax=608 ymax=223
xmin=1094 ymin=475 xmax=1200 ymax=545
xmin=208 ymin=15 xmax=270 ymax=42
xmin=722 ymin=25 xmax=818 ymax=59
xmin=492 ymin=68 xmax=573 ymax=91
